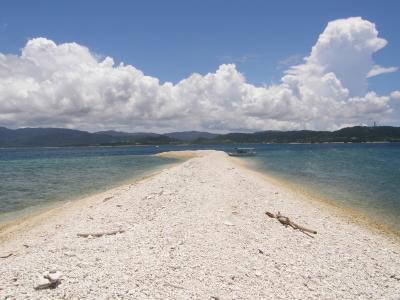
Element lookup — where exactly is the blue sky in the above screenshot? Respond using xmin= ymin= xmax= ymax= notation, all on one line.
xmin=0 ymin=1 xmax=399 ymax=131
xmin=1 ymin=0 xmax=398 ymax=91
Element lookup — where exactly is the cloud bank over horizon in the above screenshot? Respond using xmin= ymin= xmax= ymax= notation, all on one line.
xmin=0 ymin=17 xmax=398 ymax=132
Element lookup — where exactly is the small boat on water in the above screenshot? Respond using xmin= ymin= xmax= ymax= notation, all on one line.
xmin=227 ymin=147 xmax=256 ymax=157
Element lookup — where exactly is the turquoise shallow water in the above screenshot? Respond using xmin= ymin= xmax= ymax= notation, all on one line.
xmin=1 ymin=144 xmax=399 ymax=232
xmin=0 ymin=146 xmax=180 ymax=223
xmin=241 ymin=143 xmax=400 ymax=232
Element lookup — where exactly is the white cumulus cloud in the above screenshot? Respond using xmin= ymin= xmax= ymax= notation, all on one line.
xmin=367 ymin=65 xmax=398 ymax=78
xmin=391 ymin=91 xmax=400 ymax=102
xmin=0 ymin=17 xmax=397 ymax=132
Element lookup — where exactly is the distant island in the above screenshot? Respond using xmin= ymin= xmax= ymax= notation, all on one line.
xmin=0 ymin=126 xmax=400 ymax=147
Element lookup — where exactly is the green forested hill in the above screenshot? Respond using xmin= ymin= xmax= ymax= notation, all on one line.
xmin=0 ymin=126 xmax=399 ymax=147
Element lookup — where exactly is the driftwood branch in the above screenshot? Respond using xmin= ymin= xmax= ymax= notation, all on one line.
xmin=265 ymin=211 xmax=317 ymax=236
xmin=0 ymin=252 xmax=13 ymax=259
xmin=34 ymin=271 xmax=62 ymax=290
xmin=163 ymin=281 xmax=185 ymax=290
xmin=77 ymin=229 xmax=125 ymax=238
xmin=103 ymin=196 xmax=113 ymax=202
xmin=34 ymin=281 xmax=60 ymax=290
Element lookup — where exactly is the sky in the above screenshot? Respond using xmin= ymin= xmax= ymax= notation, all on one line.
xmin=0 ymin=0 xmax=399 ymax=133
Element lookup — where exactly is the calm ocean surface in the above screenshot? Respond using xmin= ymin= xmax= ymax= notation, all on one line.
xmin=0 ymin=146 xmax=180 ymax=223
xmin=242 ymin=143 xmax=400 ymax=232
xmin=0 ymin=144 xmax=399 ymax=232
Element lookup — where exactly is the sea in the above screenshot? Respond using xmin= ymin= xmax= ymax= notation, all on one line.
xmin=0 ymin=143 xmax=399 ymax=232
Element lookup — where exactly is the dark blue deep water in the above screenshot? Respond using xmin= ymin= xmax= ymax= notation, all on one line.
xmin=1 ymin=143 xmax=399 ymax=231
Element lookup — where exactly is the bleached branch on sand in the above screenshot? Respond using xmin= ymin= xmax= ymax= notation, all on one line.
xmin=77 ymin=229 xmax=125 ymax=238
xmin=34 ymin=271 xmax=62 ymax=290
xmin=265 ymin=211 xmax=317 ymax=236
xmin=103 ymin=196 xmax=113 ymax=202
xmin=0 ymin=252 xmax=13 ymax=259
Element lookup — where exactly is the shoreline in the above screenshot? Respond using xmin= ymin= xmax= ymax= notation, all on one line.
xmin=0 ymin=161 xmax=181 ymax=244
xmin=0 ymin=151 xmax=211 ymax=242
xmin=161 ymin=150 xmax=400 ymax=241
xmin=231 ymin=156 xmax=400 ymax=240
xmin=1 ymin=150 xmax=399 ymax=299
xmin=2 ymin=149 xmax=398 ymax=243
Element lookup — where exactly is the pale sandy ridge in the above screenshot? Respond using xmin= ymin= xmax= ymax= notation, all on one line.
xmin=0 ymin=150 xmax=399 ymax=299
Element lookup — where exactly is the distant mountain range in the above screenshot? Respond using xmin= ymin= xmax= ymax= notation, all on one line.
xmin=211 ymin=126 xmax=400 ymax=144
xmin=0 ymin=126 xmax=399 ymax=147
xmin=95 ymin=130 xmax=218 ymax=141
xmin=0 ymin=127 xmax=218 ymax=147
